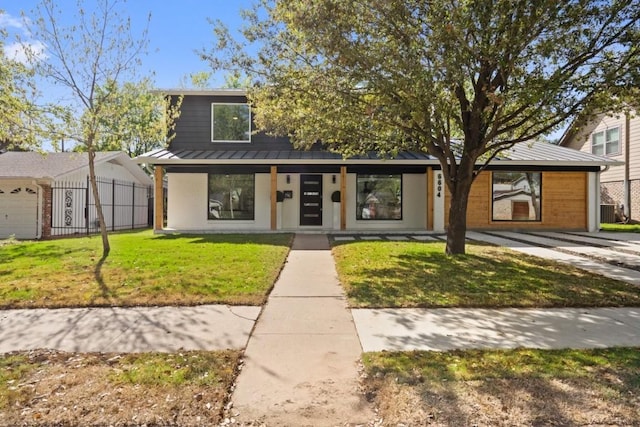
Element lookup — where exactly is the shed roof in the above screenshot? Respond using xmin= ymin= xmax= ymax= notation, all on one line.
xmin=0 ymin=151 xmax=152 ymax=184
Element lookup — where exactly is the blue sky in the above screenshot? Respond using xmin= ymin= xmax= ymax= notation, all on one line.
xmin=1 ymin=0 xmax=255 ymax=88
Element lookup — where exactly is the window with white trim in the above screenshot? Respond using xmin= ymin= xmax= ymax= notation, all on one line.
xmin=211 ymin=103 xmax=251 ymax=142
xmin=591 ymin=127 xmax=620 ymax=156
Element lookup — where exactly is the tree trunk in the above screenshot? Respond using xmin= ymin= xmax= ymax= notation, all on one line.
xmin=88 ymin=149 xmax=110 ymax=257
xmin=445 ymin=165 xmax=475 ymax=255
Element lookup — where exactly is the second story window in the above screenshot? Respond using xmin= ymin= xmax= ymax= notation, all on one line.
xmin=591 ymin=127 xmax=619 ymax=156
xmin=211 ymin=103 xmax=251 ymax=143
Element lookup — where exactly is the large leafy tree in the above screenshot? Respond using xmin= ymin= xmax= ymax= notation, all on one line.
xmin=23 ymin=0 xmax=151 ymax=257
xmin=205 ymin=0 xmax=640 ymax=254
xmin=0 ymin=35 xmax=40 ymax=151
xmin=75 ymin=78 xmax=181 ymax=160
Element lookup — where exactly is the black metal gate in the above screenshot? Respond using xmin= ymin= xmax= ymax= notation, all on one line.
xmin=51 ymin=177 xmax=152 ymax=237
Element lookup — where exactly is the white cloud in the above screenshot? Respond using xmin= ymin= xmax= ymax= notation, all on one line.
xmin=0 ymin=12 xmax=29 ymax=32
xmin=1 ymin=12 xmax=45 ymax=64
xmin=4 ymin=40 xmax=47 ymax=64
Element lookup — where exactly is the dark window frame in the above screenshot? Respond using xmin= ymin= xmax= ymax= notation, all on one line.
xmin=356 ymin=174 xmax=403 ymax=221
xmin=207 ymin=173 xmax=255 ymax=220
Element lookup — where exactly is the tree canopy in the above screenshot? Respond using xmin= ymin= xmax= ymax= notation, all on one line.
xmin=74 ymin=78 xmax=181 ymax=159
xmin=205 ymin=0 xmax=640 ymax=254
xmin=0 ymin=35 xmax=39 ymax=151
xmin=24 ymin=0 xmax=151 ymax=256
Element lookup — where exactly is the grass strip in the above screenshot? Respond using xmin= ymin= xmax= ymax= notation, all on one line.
xmin=363 ymin=347 xmax=640 ymax=426
xmin=333 ymin=240 xmax=640 ymax=308
xmin=0 ymin=349 xmax=239 ymax=426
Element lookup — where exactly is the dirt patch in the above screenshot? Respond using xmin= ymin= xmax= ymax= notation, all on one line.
xmin=366 ymin=374 xmax=640 ymax=426
xmin=0 ymin=349 xmax=240 ymax=427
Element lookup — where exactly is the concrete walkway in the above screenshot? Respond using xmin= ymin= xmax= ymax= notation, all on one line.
xmin=229 ymin=234 xmax=375 ymax=426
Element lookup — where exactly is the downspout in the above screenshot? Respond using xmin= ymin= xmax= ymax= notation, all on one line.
xmin=624 ymin=112 xmax=631 ymax=219
xmin=595 ymin=166 xmax=608 ymax=230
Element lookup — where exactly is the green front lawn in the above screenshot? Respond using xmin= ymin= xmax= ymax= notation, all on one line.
xmin=600 ymin=223 xmax=640 ymax=232
xmin=333 ymin=240 xmax=640 ymax=308
xmin=0 ymin=231 xmax=292 ymax=308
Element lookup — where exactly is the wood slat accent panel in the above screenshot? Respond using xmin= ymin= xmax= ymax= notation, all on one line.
xmin=427 ymin=167 xmax=434 ymax=230
xmin=270 ymin=166 xmax=277 ymax=230
xmin=340 ymin=166 xmax=347 ymax=230
xmin=444 ymin=171 xmax=588 ymax=230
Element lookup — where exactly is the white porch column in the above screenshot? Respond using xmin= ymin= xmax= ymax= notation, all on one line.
xmin=588 ymin=171 xmax=600 ymax=232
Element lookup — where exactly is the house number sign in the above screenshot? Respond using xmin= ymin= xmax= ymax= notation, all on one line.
xmin=436 ymin=173 xmax=442 ymax=198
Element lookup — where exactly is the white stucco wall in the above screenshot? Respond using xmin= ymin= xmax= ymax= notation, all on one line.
xmin=166 ymin=171 xmax=429 ymax=232
xmin=344 ymin=173 xmax=427 ymax=231
xmin=167 ymin=173 xmax=270 ymax=231
xmin=277 ymin=173 xmax=342 ymax=230
xmin=61 ymin=161 xmax=143 ymax=184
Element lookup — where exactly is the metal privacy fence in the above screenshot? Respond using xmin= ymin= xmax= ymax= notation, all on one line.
xmin=51 ymin=177 xmax=152 ymax=237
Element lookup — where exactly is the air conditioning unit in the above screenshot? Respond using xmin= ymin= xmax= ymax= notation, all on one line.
xmin=600 ymin=204 xmax=616 ymax=223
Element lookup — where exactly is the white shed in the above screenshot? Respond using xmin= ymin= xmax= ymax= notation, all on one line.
xmin=0 ymin=151 xmax=153 ymax=239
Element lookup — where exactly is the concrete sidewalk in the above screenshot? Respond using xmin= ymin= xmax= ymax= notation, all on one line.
xmin=354 ymin=307 xmax=640 ymax=352
xmin=342 ymin=231 xmax=640 ymax=353
xmin=0 ymin=304 xmax=260 ymax=353
xmin=229 ymin=234 xmax=375 ymax=426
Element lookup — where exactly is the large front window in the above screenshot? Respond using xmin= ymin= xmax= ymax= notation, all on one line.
xmin=208 ymin=174 xmax=254 ymax=220
xmin=591 ymin=127 xmax=619 ymax=156
xmin=211 ymin=103 xmax=251 ymax=142
xmin=492 ymin=172 xmax=541 ymax=221
xmin=356 ymin=174 xmax=402 ymax=220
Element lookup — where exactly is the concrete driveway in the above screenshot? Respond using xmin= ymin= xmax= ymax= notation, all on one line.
xmin=467 ymin=230 xmax=640 ymax=286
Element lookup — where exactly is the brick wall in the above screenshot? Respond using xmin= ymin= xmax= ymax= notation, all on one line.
xmin=601 ymin=180 xmax=640 ymax=222
xmin=631 ymin=179 xmax=640 ymax=222
xmin=41 ymin=183 xmax=52 ymax=239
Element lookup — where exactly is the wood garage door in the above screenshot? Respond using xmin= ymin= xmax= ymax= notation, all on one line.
xmin=0 ymin=185 xmax=39 ymax=239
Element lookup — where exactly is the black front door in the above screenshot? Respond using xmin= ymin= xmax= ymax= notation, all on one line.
xmin=300 ymin=174 xmax=323 ymax=226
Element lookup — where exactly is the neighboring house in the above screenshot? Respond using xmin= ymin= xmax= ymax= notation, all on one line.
xmin=560 ymin=111 xmax=639 ymax=222
xmin=136 ymin=89 xmax=619 ymax=234
xmin=0 ymin=151 xmax=153 ymax=239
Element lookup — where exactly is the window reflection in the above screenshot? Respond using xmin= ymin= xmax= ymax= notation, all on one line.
xmin=356 ymin=174 xmax=402 ymax=220
xmin=492 ymin=171 xmax=541 ymax=221
xmin=208 ymin=174 xmax=255 ymax=220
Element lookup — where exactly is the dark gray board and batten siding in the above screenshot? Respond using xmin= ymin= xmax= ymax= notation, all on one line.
xmin=169 ymin=94 xmax=293 ymax=151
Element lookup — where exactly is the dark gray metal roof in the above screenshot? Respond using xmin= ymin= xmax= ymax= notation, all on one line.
xmin=136 ymin=141 xmax=622 ymax=167
xmin=136 ymin=148 xmax=434 ymax=165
